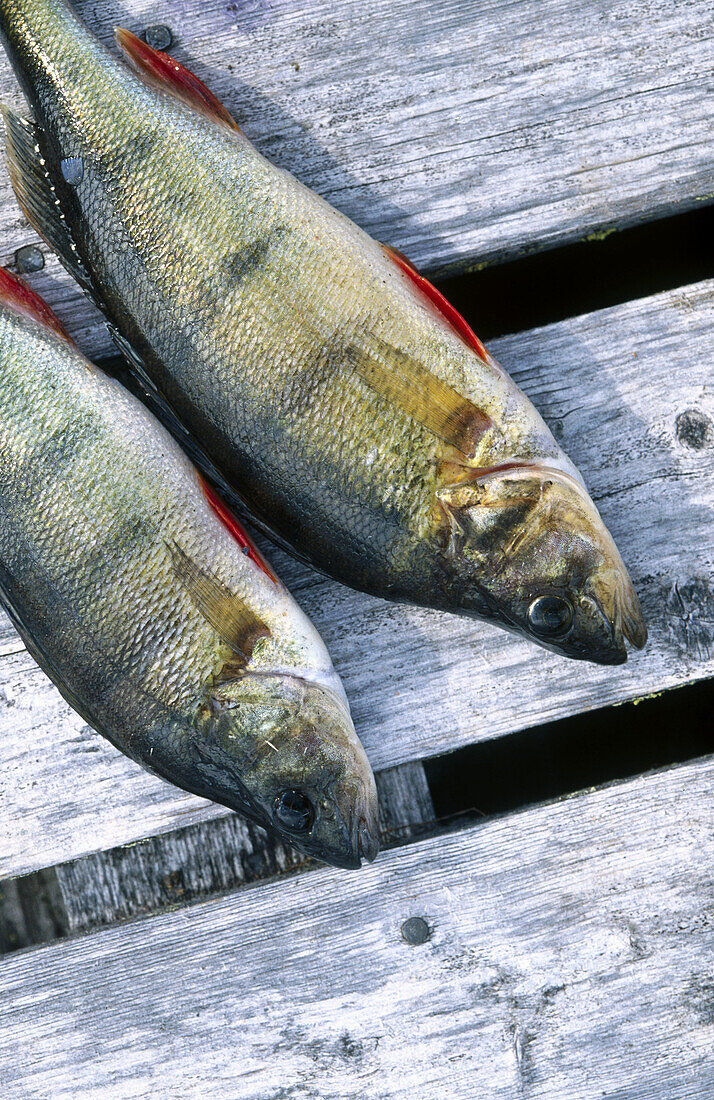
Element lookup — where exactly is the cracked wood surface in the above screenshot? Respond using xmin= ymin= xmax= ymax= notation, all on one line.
xmin=0 ymin=0 xmax=711 ymax=360
xmin=1 ymin=279 xmax=712 ymax=881
xmin=1 ymin=757 xmax=713 ymax=1099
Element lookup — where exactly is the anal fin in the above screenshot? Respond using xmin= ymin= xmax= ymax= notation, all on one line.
xmin=115 ymin=28 xmax=242 ymax=134
xmin=1 ymin=108 xmax=95 ymax=298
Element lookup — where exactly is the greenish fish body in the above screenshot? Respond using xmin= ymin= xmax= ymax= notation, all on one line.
xmin=0 ymin=0 xmax=647 ymax=663
xmin=0 ymin=267 xmax=378 ymax=868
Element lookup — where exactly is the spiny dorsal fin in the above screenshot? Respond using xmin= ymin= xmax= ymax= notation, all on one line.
xmin=346 ymin=338 xmax=492 ymax=458
xmin=168 ymin=541 xmax=270 ymax=664
xmin=0 ymin=266 xmax=74 ymax=343
xmin=114 ymin=28 xmax=242 ymax=133
xmin=1 ymin=107 xmax=95 ymax=296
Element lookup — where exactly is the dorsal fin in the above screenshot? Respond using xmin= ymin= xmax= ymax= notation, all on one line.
xmin=199 ymin=476 xmax=280 ymax=586
xmin=167 ymin=541 xmax=270 ymax=664
xmin=0 ymin=266 xmax=74 ymax=343
xmin=114 ymin=28 xmax=242 ymax=133
xmin=382 ymin=244 xmax=490 ymax=363
xmin=1 ymin=108 xmax=98 ymax=304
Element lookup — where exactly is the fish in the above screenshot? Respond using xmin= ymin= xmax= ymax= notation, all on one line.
xmin=0 ymin=265 xmax=378 ymax=869
xmin=0 ymin=0 xmax=647 ymax=664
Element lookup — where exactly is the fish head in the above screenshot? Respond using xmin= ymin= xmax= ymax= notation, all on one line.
xmin=195 ymin=672 xmax=379 ymax=868
xmin=440 ymin=464 xmax=647 ymax=663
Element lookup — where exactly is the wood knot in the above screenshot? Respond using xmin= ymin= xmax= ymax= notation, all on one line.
xmin=665 ymin=577 xmax=714 ymax=662
xmin=675 ymin=408 xmax=713 ymax=450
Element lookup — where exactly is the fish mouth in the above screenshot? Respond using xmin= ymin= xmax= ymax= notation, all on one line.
xmin=594 ymin=639 xmax=628 ymax=666
xmin=609 ymin=570 xmax=648 ymax=657
xmin=307 ymin=816 xmax=379 ymax=870
xmin=559 ymin=577 xmax=642 ymax=665
xmin=618 ymin=580 xmax=648 ymax=650
xmin=329 ymin=805 xmax=380 ymax=870
xmin=355 ymin=815 xmax=379 ymax=864
xmin=297 ymin=788 xmax=380 ymax=870
xmin=583 ymin=582 xmax=646 ymax=665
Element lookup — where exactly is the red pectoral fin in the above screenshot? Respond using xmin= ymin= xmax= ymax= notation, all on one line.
xmin=200 ymin=477 xmax=280 ymax=585
xmin=382 ymin=245 xmax=489 ymax=363
xmin=0 ymin=267 xmax=74 ymax=343
xmin=115 ymin=28 xmax=242 ymax=133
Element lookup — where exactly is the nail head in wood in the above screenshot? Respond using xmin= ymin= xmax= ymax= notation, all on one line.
xmin=144 ymin=25 xmax=173 ymax=51
xmin=14 ymin=245 xmax=44 ymax=274
xmin=676 ymin=408 xmax=713 ymax=450
xmin=401 ymin=916 xmax=430 ymax=945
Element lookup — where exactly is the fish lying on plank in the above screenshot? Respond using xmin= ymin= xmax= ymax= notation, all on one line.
xmin=0 ymin=0 xmax=647 ymax=664
xmin=0 ymin=266 xmax=378 ymax=868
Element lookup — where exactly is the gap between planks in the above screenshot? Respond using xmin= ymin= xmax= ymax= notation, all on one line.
xmin=0 ymin=761 xmax=435 ymax=948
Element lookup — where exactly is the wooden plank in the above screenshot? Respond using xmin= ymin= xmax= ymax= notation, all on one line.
xmin=0 ymin=762 xmax=434 ymax=947
xmin=0 ymin=0 xmax=711 ymax=360
xmin=54 ymin=762 xmax=435 ymax=937
xmin=1 ymin=757 xmax=713 ymax=1099
xmin=1 ymin=279 xmax=712 ymax=881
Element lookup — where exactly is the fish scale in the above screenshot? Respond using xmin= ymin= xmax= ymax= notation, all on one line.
xmin=0 ymin=273 xmax=378 ymax=868
xmin=0 ymin=0 xmax=647 ymax=662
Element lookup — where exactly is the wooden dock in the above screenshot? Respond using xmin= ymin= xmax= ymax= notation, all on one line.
xmin=0 ymin=0 xmax=712 ymax=1095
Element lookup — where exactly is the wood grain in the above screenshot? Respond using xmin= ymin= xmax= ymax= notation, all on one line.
xmin=55 ymin=761 xmax=435 ymax=936
xmin=1 ymin=279 xmax=712 ymax=881
xmin=1 ymin=756 xmax=713 ymax=1098
xmin=0 ymin=0 xmax=710 ymax=360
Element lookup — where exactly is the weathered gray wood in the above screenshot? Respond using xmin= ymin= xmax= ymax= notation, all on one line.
xmin=1 ymin=279 xmax=712 ymax=881
xmin=0 ymin=0 xmax=710 ymax=359
xmin=0 ymin=763 xmax=434 ymax=945
xmin=54 ymin=815 xmax=304 ymax=937
xmin=1 ymin=757 xmax=712 ymax=1099
xmin=54 ymin=761 xmax=435 ymax=937
xmin=375 ymin=760 xmax=436 ymax=846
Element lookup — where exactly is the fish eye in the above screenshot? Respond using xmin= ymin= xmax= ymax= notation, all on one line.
xmin=273 ymin=789 xmax=315 ymax=833
xmin=527 ymin=595 xmax=574 ymax=638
